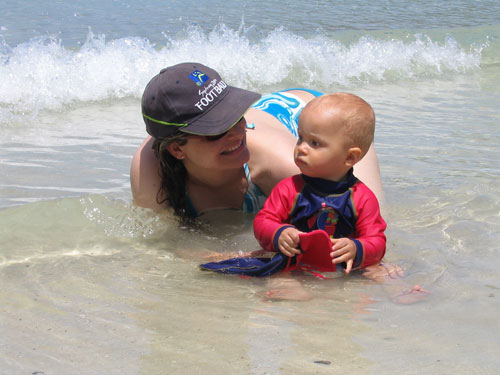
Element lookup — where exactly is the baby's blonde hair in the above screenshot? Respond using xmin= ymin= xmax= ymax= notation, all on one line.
xmin=309 ymin=93 xmax=375 ymax=157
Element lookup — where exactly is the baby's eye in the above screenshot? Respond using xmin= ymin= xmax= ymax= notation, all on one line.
xmin=311 ymin=140 xmax=320 ymax=147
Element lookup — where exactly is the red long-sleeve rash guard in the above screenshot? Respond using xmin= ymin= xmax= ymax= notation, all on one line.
xmin=253 ymin=170 xmax=387 ymax=270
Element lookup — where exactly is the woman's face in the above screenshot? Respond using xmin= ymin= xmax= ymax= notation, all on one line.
xmin=180 ymin=117 xmax=250 ymax=172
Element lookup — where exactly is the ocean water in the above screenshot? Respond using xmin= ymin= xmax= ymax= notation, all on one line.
xmin=1 ymin=1 xmax=500 ymax=374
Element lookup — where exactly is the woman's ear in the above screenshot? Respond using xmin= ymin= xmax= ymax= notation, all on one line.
xmin=345 ymin=147 xmax=362 ymax=167
xmin=166 ymin=141 xmax=185 ymax=160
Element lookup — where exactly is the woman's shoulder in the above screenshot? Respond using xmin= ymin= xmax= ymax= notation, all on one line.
xmin=130 ymin=136 xmax=165 ymax=210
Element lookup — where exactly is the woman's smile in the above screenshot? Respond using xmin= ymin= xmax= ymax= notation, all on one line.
xmin=221 ymin=137 xmax=245 ymax=155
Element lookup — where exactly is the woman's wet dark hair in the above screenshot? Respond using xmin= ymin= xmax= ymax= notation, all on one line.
xmin=151 ymin=132 xmax=191 ymax=221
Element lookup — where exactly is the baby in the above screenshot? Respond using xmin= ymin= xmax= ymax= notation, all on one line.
xmin=253 ymin=93 xmax=386 ymax=274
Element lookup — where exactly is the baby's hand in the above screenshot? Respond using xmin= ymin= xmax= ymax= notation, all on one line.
xmin=278 ymin=227 xmax=302 ymax=257
xmin=330 ymin=238 xmax=357 ymax=274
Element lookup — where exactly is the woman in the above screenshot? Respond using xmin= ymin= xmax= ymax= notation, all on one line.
xmin=130 ymin=62 xmax=383 ymax=219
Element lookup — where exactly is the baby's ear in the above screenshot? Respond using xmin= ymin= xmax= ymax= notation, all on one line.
xmin=345 ymin=147 xmax=362 ymax=167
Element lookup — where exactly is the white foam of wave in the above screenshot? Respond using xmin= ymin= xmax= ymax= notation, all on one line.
xmin=0 ymin=25 xmax=484 ymax=120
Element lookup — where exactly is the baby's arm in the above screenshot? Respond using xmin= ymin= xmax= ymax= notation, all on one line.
xmin=327 ymin=182 xmax=387 ymax=274
xmin=278 ymin=227 xmax=302 ymax=257
xmin=254 ymin=176 xmax=299 ymax=251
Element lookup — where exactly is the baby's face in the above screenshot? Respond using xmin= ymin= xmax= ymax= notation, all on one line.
xmin=294 ymin=107 xmax=350 ymax=181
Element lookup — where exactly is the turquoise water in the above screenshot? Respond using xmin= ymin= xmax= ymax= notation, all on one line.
xmin=1 ymin=1 xmax=500 ymax=374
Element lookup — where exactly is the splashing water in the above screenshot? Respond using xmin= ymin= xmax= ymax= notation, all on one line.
xmin=0 ymin=25 xmax=484 ymax=121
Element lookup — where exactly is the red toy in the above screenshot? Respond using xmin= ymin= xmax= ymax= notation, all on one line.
xmin=294 ymin=230 xmax=336 ymax=272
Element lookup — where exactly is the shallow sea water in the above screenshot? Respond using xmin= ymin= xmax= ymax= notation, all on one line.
xmin=1 ymin=1 xmax=500 ymax=374
xmin=1 ymin=73 xmax=499 ymax=374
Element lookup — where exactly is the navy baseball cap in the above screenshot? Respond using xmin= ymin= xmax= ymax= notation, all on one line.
xmin=141 ymin=63 xmax=261 ymax=139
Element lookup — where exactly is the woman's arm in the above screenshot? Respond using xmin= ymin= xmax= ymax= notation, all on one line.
xmin=353 ymin=144 xmax=384 ymax=204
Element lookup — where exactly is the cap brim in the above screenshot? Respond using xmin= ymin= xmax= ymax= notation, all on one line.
xmin=181 ymin=86 xmax=261 ymax=136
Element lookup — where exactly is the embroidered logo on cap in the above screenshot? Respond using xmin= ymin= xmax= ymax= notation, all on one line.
xmin=189 ymin=70 xmax=209 ymax=86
